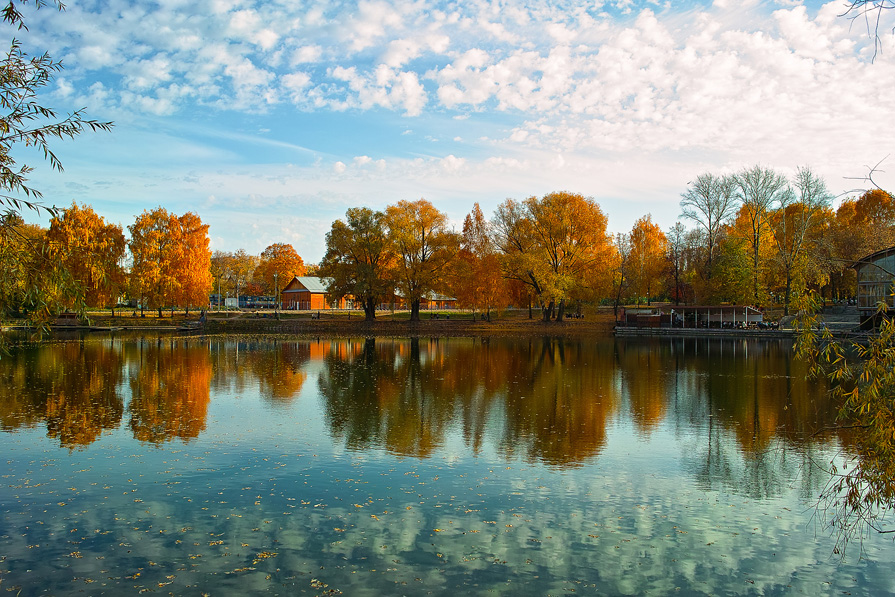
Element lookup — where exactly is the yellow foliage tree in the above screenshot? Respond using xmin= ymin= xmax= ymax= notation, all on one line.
xmin=627 ymin=214 xmax=667 ymax=305
xmin=494 ymin=191 xmax=613 ymax=321
xmin=383 ymin=199 xmax=459 ymax=321
xmin=46 ymin=203 xmax=126 ymax=311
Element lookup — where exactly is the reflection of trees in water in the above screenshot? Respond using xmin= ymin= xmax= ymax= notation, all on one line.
xmin=0 ymin=340 xmax=124 ymax=448
xmin=0 ymin=335 xmax=849 ymax=486
xmin=128 ymin=338 xmax=212 ymax=443
xmin=614 ymin=337 xmax=841 ymax=499
xmin=318 ymin=337 xmax=620 ymax=465
xmin=207 ymin=339 xmax=311 ymax=404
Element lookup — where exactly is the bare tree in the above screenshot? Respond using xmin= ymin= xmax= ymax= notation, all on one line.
xmin=842 ymin=0 xmax=895 ymax=61
xmin=679 ymin=173 xmax=737 ymax=279
xmin=666 ymin=222 xmax=688 ymax=305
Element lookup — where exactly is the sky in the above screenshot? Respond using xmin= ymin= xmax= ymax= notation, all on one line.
xmin=13 ymin=0 xmax=895 ymax=262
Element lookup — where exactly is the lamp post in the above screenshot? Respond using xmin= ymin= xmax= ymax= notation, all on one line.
xmin=274 ymin=272 xmax=279 ymax=315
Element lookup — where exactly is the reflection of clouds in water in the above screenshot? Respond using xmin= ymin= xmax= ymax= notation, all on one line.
xmin=0 ymin=337 xmax=889 ymax=594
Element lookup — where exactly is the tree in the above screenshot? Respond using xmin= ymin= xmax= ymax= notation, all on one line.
xmin=735 ymin=165 xmax=788 ymax=305
xmin=128 ymin=208 xmax=211 ymax=317
xmin=493 ymin=192 xmax=613 ymax=322
xmin=318 ymin=207 xmax=394 ymax=322
xmin=0 ymin=213 xmax=73 ymax=323
xmin=666 ymin=222 xmax=689 ymax=305
xmin=383 ymin=199 xmax=458 ymax=322
xmin=0 ymin=1 xmax=112 ymax=217
xmin=627 ymin=215 xmax=667 ymax=306
xmin=768 ymin=167 xmax=832 ymax=315
xmin=679 ymin=173 xmax=737 ymax=280
xmin=254 ymin=243 xmax=306 ymax=296
xmin=609 ymin=232 xmax=631 ymax=318
xmin=842 ymin=0 xmax=895 ymax=60
xmin=796 ymin=298 xmax=895 ymax=551
xmin=450 ymin=203 xmax=505 ymax=319
xmin=0 ymin=1 xmax=111 ymax=336
xmin=46 ymin=203 xmax=125 ymax=311
xmin=171 ymin=211 xmax=212 ymax=314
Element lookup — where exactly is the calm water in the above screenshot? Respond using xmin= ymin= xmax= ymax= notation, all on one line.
xmin=0 ymin=335 xmax=893 ymax=595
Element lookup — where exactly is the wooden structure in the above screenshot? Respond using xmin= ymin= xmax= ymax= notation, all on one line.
xmin=281 ymin=277 xmax=351 ymax=310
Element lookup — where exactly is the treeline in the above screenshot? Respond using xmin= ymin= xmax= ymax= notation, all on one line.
xmin=0 ymin=205 xmax=213 ymax=321
xmin=319 ymin=167 xmax=895 ymax=322
xmin=2 ymin=164 xmax=893 ymax=324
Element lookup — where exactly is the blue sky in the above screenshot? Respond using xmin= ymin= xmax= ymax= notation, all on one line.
xmin=14 ymin=0 xmax=895 ymax=262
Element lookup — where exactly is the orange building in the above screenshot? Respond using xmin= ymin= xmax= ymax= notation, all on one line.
xmin=281 ymin=277 xmax=351 ymax=310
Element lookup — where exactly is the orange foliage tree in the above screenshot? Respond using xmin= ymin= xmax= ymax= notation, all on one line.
xmin=450 ymin=203 xmax=505 ymax=319
xmin=129 ymin=208 xmax=212 ymax=317
xmin=254 ymin=243 xmax=306 ymax=296
xmin=46 ymin=202 xmax=125 ymax=311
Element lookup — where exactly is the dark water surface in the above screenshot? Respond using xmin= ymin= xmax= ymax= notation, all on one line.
xmin=1 ymin=335 xmax=893 ymax=595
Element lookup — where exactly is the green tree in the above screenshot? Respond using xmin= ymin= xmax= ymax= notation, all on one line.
xmin=318 ymin=207 xmax=394 ymax=322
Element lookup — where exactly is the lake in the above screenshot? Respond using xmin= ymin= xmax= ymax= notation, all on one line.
xmin=1 ymin=335 xmax=893 ymax=595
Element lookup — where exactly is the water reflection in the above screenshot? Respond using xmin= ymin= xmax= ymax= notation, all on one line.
xmin=1 ymin=335 xmax=886 ymax=596
xmin=0 ymin=341 xmax=124 ymax=448
xmin=0 ymin=335 xmax=840 ymax=463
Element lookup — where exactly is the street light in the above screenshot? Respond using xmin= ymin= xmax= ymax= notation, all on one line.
xmin=274 ymin=272 xmax=279 ymax=314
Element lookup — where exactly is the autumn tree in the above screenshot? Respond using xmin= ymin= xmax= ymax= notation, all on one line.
xmin=735 ymin=165 xmax=789 ymax=305
xmin=493 ymin=192 xmax=613 ymax=321
xmin=679 ymin=173 xmax=737 ymax=280
xmin=609 ymin=232 xmax=631 ymax=317
xmin=254 ymin=243 xmax=305 ymax=296
xmin=171 ymin=211 xmax=212 ymax=314
xmin=209 ymin=249 xmax=257 ymax=305
xmin=450 ymin=203 xmax=505 ymax=319
xmin=851 ymin=189 xmax=895 ymax=257
xmin=0 ymin=1 xmax=111 ymax=335
xmin=46 ymin=203 xmax=125 ymax=312
xmin=318 ymin=207 xmax=394 ymax=322
xmin=768 ymin=167 xmax=832 ymax=315
xmin=383 ymin=199 xmax=458 ymax=322
xmin=0 ymin=214 xmax=72 ymax=322
xmin=627 ymin=215 xmax=667 ymax=305
xmin=128 ymin=208 xmax=211 ymax=317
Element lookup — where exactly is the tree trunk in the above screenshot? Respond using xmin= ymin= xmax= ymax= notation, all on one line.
xmin=784 ymin=272 xmax=793 ymax=316
xmin=410 ymin=298 xmax=421 ymax=322
xmin=528 ymin=298 xmax=532 ymax=319
xmin=364 ymin=297 xmax=376 ymax=322
xmin=555 ymin=299 xmax=565 ymax=322
xmin=157 ymin=307 xmax=163 ymax=318
xmin=542 ymin=299 xmax=555 ymax=322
